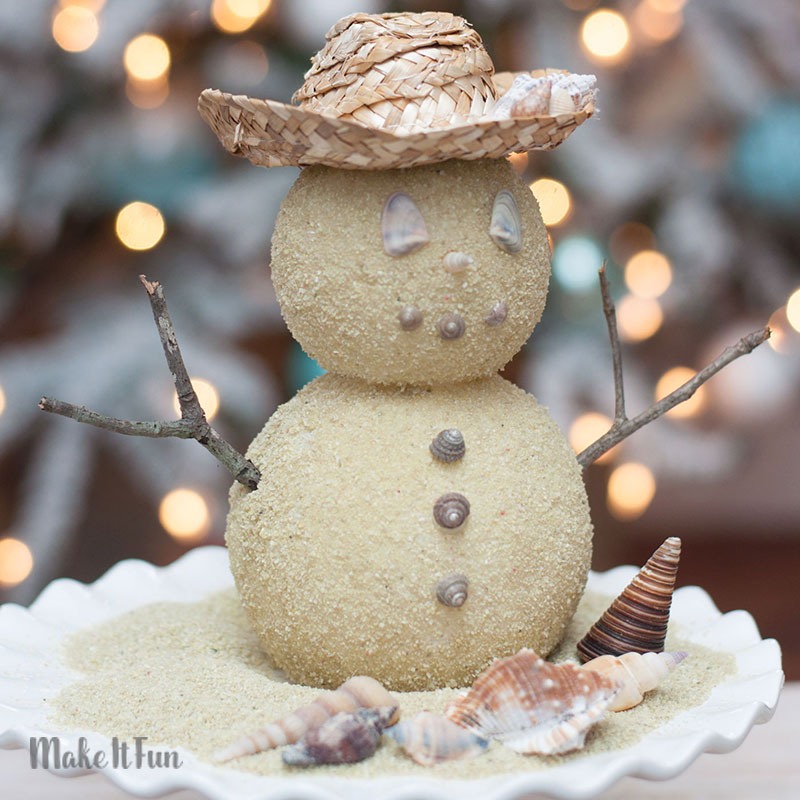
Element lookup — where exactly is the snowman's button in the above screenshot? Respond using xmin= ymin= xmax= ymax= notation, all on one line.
xmin=484 ymin=301 xmax=508 ymax=327
xmin=430 ymin=429 xmax=465 ymax=462
xmin=435 ymin=574 xmax=468 ymax=607
xmin=437 ymin=313 xmax=465 ymax=340
xmin=398 ymin=305 xmax=423 ymax=331
xmin=433 ymin=492 xmax=470 ymax=529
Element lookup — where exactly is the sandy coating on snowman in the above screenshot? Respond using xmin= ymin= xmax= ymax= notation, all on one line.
xmin=226 ymin=372 xmax=592 ymax=691
xmin=270 ymin=158 xmax=550 ymax=385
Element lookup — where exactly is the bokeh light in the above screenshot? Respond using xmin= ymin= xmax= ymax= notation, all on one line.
xmin=633 ymin=1 xmax=683 ymax=44
xmin=655 ymin=366 xmax=707 ymax=419
xmin=0 ymin=538 xmax=34 ymax=588
xmin=607 ymin=462 xmax=656 ymax=520
xmin=58 ymin=0 xmax=105 ymax=8
xmin=125 ymin=77 xmax=169 ymax=109
xmin=52 ymin=5 xmax=99 ymax=53
xmin=0 ymin=385 xmax=5 ymax=417
xmin=569 ymin=412 xmax=615 ymax=464
xmin=530 ymin=178 xmax=571 ymax=226
xmin=552 ymin=236 xmax=604 ymax=291
xmin=173 ymin=378 xmax=220 ymax=421
xmin=581 ymin=9 xmax=630 ymax=61
xmin=609 ymin=222 xmax=655 ymax=265
xmin=625 ymin=250 xmax=673 ymax=299
xmin=115 ymin=202 xmax=165 ymax=250
xmin=646 ymin=0 xmax=687 ymax=11
xmin=617 ymin=294 xmax=663 ymax=341
xmin=158 ymin=489 xmax=211 ymax=542
xmin=787 ymin=287 xmax=800 ymax=333
xmin=507 ymin=152 xmax=529 ymax=174
xmin=767 ymin=306 xmax=800 ymax=355
xmin=211 ymin=0 xmax=272 ymax=34
xmin=124 ymin=34 xmax=170 ymax=81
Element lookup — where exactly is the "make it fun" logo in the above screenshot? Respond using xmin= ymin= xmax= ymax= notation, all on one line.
xmin=29 ymin=736 xmax=183 ymax=769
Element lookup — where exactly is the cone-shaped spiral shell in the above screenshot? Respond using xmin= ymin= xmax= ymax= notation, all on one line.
xmin=398 ymin=305 xmax=423 ymax=330
xmin=433 ymin=492 xmax=470 ymax=528
xmin=484 ymin=301 xmax=508 ymax=326
xmin=382 ymin=192 xmax=429 ymax=256
xmin=282 ymin=706 xmax=396 ymax=766
xmin=581 ymin=651 xmax=688 ymax=711
xmin=577 ymin=537 xmax=681 ymax=664
xmin=212 ymin=676 xmax=399 ymax=762
xmin=430 ymin=429 xmax=466 ymax=462
xmin=444 ymin=649 xmax=619 ymax=755
xmin=436 ymin=573 xmax=468 ymax=607
xmin=437 ymin=312 xmax=466 ymax=340
xmin=442 ymin=251 xmax=474 ymax=273
xmin=388 ymin=711 xmax=489 ymax=766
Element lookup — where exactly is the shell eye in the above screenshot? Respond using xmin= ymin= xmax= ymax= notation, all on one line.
xmin=382 ymin=192 xmax=429 ymax=256
xmin=489 ymin=190 xmax=522 ymax=253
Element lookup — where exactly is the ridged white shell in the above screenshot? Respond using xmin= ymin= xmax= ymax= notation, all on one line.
xmin=382 ymin=192 xmax=429 ymax=256
xmin=489 ymin=190 xmax=522 ymax=253
xmin=388 ymin=712 xmax=489 ymax=766
xmin=443 ymin=251 xmax=473 ymax=273
xmin=444 ymin=649 xmax=619 ymax=755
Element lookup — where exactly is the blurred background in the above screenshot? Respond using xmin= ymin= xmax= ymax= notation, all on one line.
xmin=0 ymin=0 xmax=798 ymax=677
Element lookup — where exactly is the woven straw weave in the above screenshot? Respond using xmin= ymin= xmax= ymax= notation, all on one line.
xmin=197 ymin=12 xmax=594 ymax=170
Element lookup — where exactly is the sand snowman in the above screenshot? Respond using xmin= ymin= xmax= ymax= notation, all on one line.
xmin=198 ymin=12 xmax=598 ymax=691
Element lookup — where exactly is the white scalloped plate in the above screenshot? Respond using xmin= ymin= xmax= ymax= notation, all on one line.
xmin=0 ymin=546 xmax=784 ymax=800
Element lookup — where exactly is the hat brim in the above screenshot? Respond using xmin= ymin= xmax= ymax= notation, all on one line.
xmin=197 ymin=70 xmax=594 ymax=171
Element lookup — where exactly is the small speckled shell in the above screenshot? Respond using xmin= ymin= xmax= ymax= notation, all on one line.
xmin=511 ymin=82 xmax=551 ymax=117
xmin=444 ymin=649 xmax=619 ymax=755
xmin=282 ymin=706 xmax=397 ymax=766
xmin=398 ymin=306 xmax=422 ymax=331
xmin=489 ymin=190 xmax=522 ymax=253
xmin=433 ymin=492 xmax=470 ymax=528
xmin=437 ymin=313 xmax=466 ymax=340
xmin=442 ymin=251 xmax=473 ymax=273
xmin=577 ymin=537 xmax=681 ymax=663
xmin=430 ymin=429 xmax=465 ymax=462
xmin=388 ymin=711 xmax=488 ymax=766
xmin=382 ymin=192 xmax=429 ymax=256
xmin=436 ymin=573 xmax=468 ymax=607
xmin=212 ymin=675 xmax=399 ymax=762
xmin=484 ymin=301 xmax=507 ymax=326
xmin=581 ymin=651 xmax=688 ymax=711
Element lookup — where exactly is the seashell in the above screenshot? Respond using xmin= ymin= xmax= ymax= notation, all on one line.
xmin=442 ymin=251 xmax=474 ymax=274
xmin=550 ymin=72 xmax=597 ymax=114
xmin=548 ymin=85 xmax=577 ymax=115
xmin=483 ymin=301 xmax=507 ymax=327
xmin=388 ymin=711 xmax=488 ymax=766
xmin=398 ymin=305 xmax=422 ymax=331
xmin=282 ymin=706 xmax=397 ymax=767
xmin=511 ymin=81 xmax=552 ymax=117
xmin=437 ymin=313 xmax=466 ymax=340
xmin=577 ymin=537 xmax=682 ymax=663
xmin=489 ymin=190 xmax=522 ymax=254
xmin=430 ymin=429 xmax=466 ymax=463
xmin=490 ymin=73 xmax=543 ymax=120
xmin=433 ymin=492 xmax=470 ymax=528
xmin=581 ymin=651 xmax=688 ymax=711
xmin=382 ymin=192 xmax=429 ymax=257
xmin=213 ymin=676 xmax=399 ymax=762
xmin=436 ymin=573 xmax=468 ymax=607
xmin=444 ymin=649 xmax=619 ymax=755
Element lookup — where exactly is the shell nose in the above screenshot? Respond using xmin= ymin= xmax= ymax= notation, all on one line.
xmin=442 ymin=251 xmax=473 ymax=274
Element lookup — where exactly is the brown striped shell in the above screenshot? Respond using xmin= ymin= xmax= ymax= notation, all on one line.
xmin=435 ymin=573 xmax=468 ymax=607
xmin=577 ymin=537 xmax=682 ymax=663
xmin=388 ymin=711 xmax=488 ymax=766
xmin=212 ymin=676 xmax=399 ymax=762
xmin=281 ymin=706 xmax=397 ymax=766
xmin=433 ymin=492 xmax=470 ymax=528
xmin=444 ymin=649 xmax=619 ymax=755
xmin=437 ymin=312 xmax=466 ymax=340
xmin=430 ymin=429 xmax=465 ymax=462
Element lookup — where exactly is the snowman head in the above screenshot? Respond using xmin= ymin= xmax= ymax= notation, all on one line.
xmin=270 ymin=157 xmax=552 ymax=385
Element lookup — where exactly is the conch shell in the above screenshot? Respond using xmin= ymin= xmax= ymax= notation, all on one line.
xmin=577 ymin=537 xmax=681 ymax=663
xmin=444 ymin=649 xmax=619 ymax=755
xmin=581 ymin=651 xmax=688 ymax=711
xmin=213 ymin=676 xmax=399 ymax=762
xmin=282 ymin=706 xmax=397 ymax=766
xmin=388 ymin=711 xmax=488 ymax=766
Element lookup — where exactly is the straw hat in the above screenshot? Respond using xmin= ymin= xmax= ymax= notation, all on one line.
xmin=197 ymin=11 xmax=596 ymax=170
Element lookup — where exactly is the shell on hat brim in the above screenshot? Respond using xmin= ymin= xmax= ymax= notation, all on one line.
xmin=197 ymin=69 xmax=594 ymax=171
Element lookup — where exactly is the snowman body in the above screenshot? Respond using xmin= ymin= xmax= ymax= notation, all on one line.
xmin=226 ymin=158 xmax=593 ymax=691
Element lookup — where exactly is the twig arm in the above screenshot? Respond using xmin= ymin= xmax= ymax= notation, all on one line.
xmin=599 ymin=264 xmax=626 ymax=423
xmin=38 ymin=276 xmax=261 ymax=491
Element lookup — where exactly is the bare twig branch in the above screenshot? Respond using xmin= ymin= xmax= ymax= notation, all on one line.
xmin=577 ymin=270 xmax=771 ymax=469
xmin=39 ymin=276 xmax=261 ymax=491
xmin=599 ymin=264 xmax=626 ymax=424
